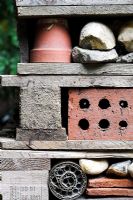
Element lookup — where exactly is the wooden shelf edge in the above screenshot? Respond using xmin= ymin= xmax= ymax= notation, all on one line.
xmin=17 ymin=5 xmax=133 ymax=17
xmin=17 ymin=63 xmax=133 ymax=76
xmin=15 ymin=0 xmax=133 ymax=7
xmin=1 ymin=138 xmax=133 ymax=152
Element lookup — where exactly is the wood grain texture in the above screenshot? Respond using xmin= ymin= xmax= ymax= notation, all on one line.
xmin=15 ymin=0 xmax=133 ymax=6
xmin=1 ymin=170 xmax=49 ymax=200
xmin=2 ymin=149 xmax=133 ymax=159
xmin=2 ymin=75 xmax=133 ymax=88
xmin=17 ymin=20 xmax=29 ymax=63
xmin=17 ymin=5 xmax=133 ymax=17
xmin=16 ymin=128 xmax=67 ymax=141
xmin=0 ymin=137 xmax=29 ymax=149
xmin=17 ymin=63 xmax=133 ymax=76
xmin=29 ymin=140 xmax=133 ymax=150
xmin=1 ymin=158 xmax=50 ymax=171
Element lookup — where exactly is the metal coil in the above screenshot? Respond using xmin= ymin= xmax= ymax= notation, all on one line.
xmin=49 ymin=161 xmax=87 ymax=200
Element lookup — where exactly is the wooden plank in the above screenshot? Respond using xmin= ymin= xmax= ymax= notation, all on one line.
xmin=16 ymin=0 xmax=133 ymax=6
xmin=17 ymin=20 xmax=29 ymax=63
xmin=0 ymin=137 xmax=29 ymax=149
xmin=16 ymin=128 xmax=67 ymax=141
xmin=2 ymin=149 xmax=133 ymax=159
xmin=2 ymin=75 xmax=133 ymax=88
xmin=17 ymin=63 xmax=133 ymax=76
xmin=1 ymin=170 xmax=49 ymax=200
xmin=17 ymin=5 xmax=133 ymax=17
xmin=19 ymin=87 xmax=63 ymax=129
xmin=1 ymin=158 xmax=50 ymax=171
xmin=29 ymin=140 xmax=133 ymax=150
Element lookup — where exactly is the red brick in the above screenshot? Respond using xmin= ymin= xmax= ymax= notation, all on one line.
xmin=68 ymin=88 xmax=133 ymax=140
xmin=86 ymin=188 xmax=133 ymax=196
xmin=88 ymin=177 xmax=133 ymax=188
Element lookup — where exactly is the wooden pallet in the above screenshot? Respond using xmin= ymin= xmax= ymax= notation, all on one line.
xmin=1 ymin=64 xmax=133 ymax=147
xmin=1 ymin=149 xmax=133 ymax=200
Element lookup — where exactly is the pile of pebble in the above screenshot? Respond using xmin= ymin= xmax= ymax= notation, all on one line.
xmin=72 ymin=21 xmax=133 ymax=63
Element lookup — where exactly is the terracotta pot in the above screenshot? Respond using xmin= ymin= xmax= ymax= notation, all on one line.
xmin=30 ymin=18 xmax=72 ymax=63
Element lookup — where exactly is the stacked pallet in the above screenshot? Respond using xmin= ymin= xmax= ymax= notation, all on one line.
xmin=1 ymin=0 xmax=133 ymax=200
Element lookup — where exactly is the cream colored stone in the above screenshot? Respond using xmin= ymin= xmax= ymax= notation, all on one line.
xmin=79 ymin=159 xmax=109 ymax=175
xmin=79 ymin=22 xmax=116 ymax=50
xmin=128 ymin=162 xmax=133 ymax=178
xmin=107 ymin=160 xmax=131 ymax=177
xmin=118 ymin=21 xmax=133 ymax=52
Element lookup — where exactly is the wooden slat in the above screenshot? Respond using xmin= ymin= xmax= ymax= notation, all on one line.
xmin=17 ymin=5 xmax=133 ymax=17
xmin=1 ymin=170 xmax=49 ymax=200
xmin=1 ymin=158 xmax=50 ymax=171
xmin=17 ymin=20 xmax=29 ymax=63
xmin=29 ymin=140 xmax=133 ymax=150
xmin=16 ymin=128 xmax=67 ymax=140
xmin=17 ymin=63 xmax=133 ymax=76
xmin=0 ymin=137 xmax=29 ymax=149
xmin=2 ymin=149 xmax=133 ymax=159
xmin=2 ymin=75 xmax=133 ymax=88
xmin=16 ymin=0 xmax=133 ymax=6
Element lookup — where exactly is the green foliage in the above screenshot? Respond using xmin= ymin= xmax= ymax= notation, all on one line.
xmin=0 ymin=0 xmax=19 ymax=74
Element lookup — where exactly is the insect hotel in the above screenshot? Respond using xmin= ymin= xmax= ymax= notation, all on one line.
xmin=1 ymin=0 xmax=133 ymax=199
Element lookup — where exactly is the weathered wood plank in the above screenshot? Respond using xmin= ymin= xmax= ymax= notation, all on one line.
xmin=1 ymin=170 xmax=49 ymax=200
xmin=17 ymin=5 xmax=133 ymax=17
xmin=29 ymin=140 xmax=133 ymax=150
xmin=15 ymin=0 xmax=133 ymax=6
xmin=0 ymin=137 xmax=29 ymax=149
xmin=2 ymin=75 xmax=133 ymax=88
xmin=17 ymin=20 xmax=29 ymax=63
xmin=1 ymin=158 xmax=50 ymax=171
xmin=16 ymin=128 xmax=67 ymax=140
xmin=17 ymin=63 xmax=133 ymax=76
xmin=2 ymin=149 xmax=133 ymax=159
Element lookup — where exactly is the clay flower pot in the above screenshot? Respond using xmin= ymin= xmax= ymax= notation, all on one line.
xmin=30 ymin=18 xmax=72 ymax=63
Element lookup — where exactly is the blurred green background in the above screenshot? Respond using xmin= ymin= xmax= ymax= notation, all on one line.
xmin=0 ymin=0 xmax=19 ymax=75
xmin=0 ymin=0 xmax=19 ymax=135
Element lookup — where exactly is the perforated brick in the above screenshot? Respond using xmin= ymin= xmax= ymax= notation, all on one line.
xmin=68 ymin=88 xmax=133 ymax=140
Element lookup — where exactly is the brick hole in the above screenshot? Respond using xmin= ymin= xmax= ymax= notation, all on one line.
xmin=119 ymin=120 xmax=128 ymax=128
xmin=119 ymin=100 xmax=128 ymax=108
xmin=79 ymin=98 xmax=90 ymax=109
xmin=99 ymin=98 xmax=110 ymax=109
xmin=99 ymin=119 xmax=110 ymax=130
xmin=78 ymin=119 xmax=89 ymax=130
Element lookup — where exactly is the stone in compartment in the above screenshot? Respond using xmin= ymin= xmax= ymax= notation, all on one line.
xmin=79 ymin=159 xmax=109 ymax=175
xmin=72 ymin=46 xmax=118 ymax=63
xmin=107 ymin=160 xmax=131 ymax=177
xmin=79 ymin=22 xmax=116 ymax=50
xmin=118 ymin=21 xmax=133 ymax=53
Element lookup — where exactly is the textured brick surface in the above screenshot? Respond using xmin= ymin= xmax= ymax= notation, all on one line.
xmin=88 ymin=177 xmax=133 ymax=188
xmin=86 ymin=188 xmax=133 ymax=196
xmin=68 ymin=88 xmax=133 ymax=140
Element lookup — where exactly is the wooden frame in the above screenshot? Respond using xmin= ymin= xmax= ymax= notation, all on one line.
xmin=15 ymin=0 xmax=133 ymax=6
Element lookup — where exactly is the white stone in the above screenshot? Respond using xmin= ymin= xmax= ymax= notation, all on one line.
xmin=79 ymin=159 xmax=109 ymax=175
xmin=79 ymin=22 xmax=116 ymax=50
xmin=118 ymin=21 xmax=133 ymax=52
xmin=128 ymin=162 xmax=133 ymax=178
xmin=72 ymin=46 xmax=118 ymax=63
